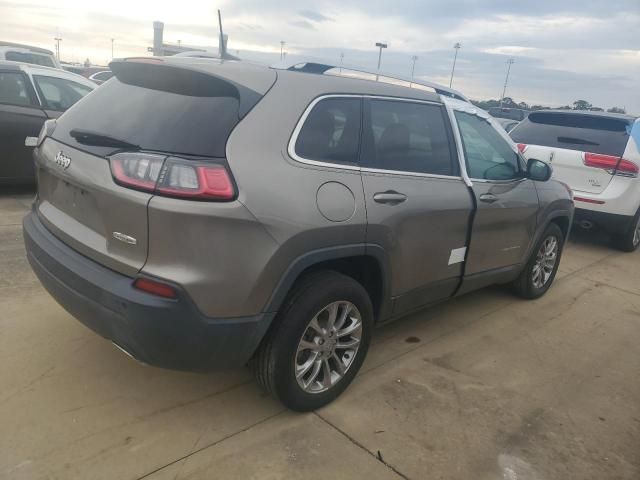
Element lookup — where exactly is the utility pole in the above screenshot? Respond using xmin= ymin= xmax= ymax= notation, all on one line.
xmin=500 ymin=58 xmax=515 ymax=107
xmin=280 ymin=41 xmax=285 ymax=61
xmin=110 ymin=38 xmax=114 ymax=59
xmin=410 ymin=55 xmax=418 ymax=87
xmin=375 ymin=42 xmax=387 ymax=81
xmin=449 ymin=42 xmax=461 ymax=88
xmin=54 ymin=36 xmax=62 ymax=60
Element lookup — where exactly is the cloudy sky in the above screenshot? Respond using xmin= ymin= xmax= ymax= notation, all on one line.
xmin=2 ymin=0 xmax=639 ymax=112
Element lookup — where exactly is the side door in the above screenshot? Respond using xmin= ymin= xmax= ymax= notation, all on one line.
xmin=361 ymin=98 xmax=474 ymax=316
xmin=0 ymin=70 xmax=47 ymax=182
xmin=453 ymin=110 xmax=539 ymax=279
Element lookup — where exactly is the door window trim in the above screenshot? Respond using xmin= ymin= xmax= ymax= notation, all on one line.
xmin=287 ymin=94 xmax=466 ymax=181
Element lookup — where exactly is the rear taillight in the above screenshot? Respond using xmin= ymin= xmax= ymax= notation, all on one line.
xmin=583 ymin=152 xmax=638 ymax=177
xmin=133 ymin=277 xmax=177 ymax=298
xmin=517 ymin=143 xmax=528 ymax=153
xmin=109 ymin=153 xmax=236 ymax=201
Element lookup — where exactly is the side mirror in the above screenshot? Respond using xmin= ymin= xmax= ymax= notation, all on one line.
xmin=527 ymin=158 xmax=552 ymax=182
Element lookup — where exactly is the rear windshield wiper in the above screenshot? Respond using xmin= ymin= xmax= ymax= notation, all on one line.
xmin=69 ymin=129 xmax=140 ymax=150
xmin=557 ymin=136 xmax=599 ymax=146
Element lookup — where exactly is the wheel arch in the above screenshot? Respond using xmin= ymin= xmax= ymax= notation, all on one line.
xmin=263 ymin=244 xmax=392 ymax=324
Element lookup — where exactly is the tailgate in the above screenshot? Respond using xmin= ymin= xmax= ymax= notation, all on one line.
xmin=35 ymin=138 xmax=151 ymax=276
xmin=523 ymin=145 xmax=613 ymax=194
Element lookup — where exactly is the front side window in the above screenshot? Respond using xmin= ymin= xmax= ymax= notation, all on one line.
xmin=294 ymin=97 xmax=362 ymax=165
xmin=362 ymin=99 xmax=456 ymax=176
xmin=455 ymin=111 xmax=521 ymax=180
xmin=0 ymin=72 xmax=34 ymax=107
xmin=33 ymin=75 xmax=92 ymax=111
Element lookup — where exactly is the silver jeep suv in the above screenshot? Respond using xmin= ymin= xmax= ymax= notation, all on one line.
xmin=23 ymin=57 xmax=573 ymax=411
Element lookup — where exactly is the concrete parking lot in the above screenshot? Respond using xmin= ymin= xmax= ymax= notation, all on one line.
xmin=1 ymin=189 xmax=639 ymax=480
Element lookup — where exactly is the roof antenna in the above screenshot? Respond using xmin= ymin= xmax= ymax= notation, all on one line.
xmin=218 ymin=9 xmax=227 ymax=60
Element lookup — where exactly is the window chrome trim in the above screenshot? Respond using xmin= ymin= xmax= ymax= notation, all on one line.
xmin=287 ymin=93 xmax=464 ymax=180
xmin=443 ymin=99 xmax=473 ymax=187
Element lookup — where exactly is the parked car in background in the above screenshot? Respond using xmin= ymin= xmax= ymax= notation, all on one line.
xmin=0 ymin=61 xmax=95 ymax=184
xmin=496 ymin=118 xmax=520 ymax=133
xmin=23 ymin=57 xmax=572 ymax=411
xmin=0 ymin=41 xmax=61 ymax=69
xmin=489 ymin=107 xmax=527 ymax=122
xmin=88 ymin=70 xmax=113 ymax=85
xmin=511 ymin=110 xmax=640 ymax=251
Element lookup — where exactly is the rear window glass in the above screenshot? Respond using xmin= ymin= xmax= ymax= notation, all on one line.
xmin=6 ymin=51 xmax=56 ymax=68
xmin=295 ymin=97 xmax=362 ymax=165
xmin=511 ymin=112 xmax=631 ymax=157
xmin=52 ymin=78 xmax=241 ymax=158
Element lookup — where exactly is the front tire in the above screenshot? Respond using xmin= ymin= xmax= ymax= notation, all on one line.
xmin=512 ymin=223 xmax=564 ymax=299
xmin=612 ymin=208 xmax=640 ymax=252
xmin=252 ymin=271 xmax=373 ymax=412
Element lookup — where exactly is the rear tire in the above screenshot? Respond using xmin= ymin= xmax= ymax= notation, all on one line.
xmin=252 ymin=270 xmax=373 ymax=412
xmin=612 ymin=208 xmax=640 ymax=252
xmin=512 ymin=223 xmax=564 ymax=299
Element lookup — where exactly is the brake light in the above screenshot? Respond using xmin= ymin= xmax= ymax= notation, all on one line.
xmin=157 ymin=162 xmax=235 ymax=200
xmin=583 ymin=152 xmax=638 ymax=176
xmin=109 ymin=153 xmax=236 ymax=201
xmin=517 ymin=143 xmax=528 ymax=153
xmin=133 ymin=278 xmax=177 ymax=298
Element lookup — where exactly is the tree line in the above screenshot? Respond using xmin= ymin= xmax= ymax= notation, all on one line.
xmin=471 ymin=97 xmax=626 ymax=114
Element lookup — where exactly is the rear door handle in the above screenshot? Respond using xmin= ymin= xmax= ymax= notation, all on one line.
xmin=479 ymin=193 xmax=498 ymax=203
xmin=373 ymin=191 xmax=407 ymax=205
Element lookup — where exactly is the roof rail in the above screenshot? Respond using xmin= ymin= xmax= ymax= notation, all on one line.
xmin=272 ymin=59 xmax=469 ymax=102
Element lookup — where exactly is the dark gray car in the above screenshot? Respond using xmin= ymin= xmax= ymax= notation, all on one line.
xmin=23 ymin=57 xmax=573 ymax=411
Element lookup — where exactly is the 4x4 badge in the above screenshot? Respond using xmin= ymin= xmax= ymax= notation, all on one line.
xmin=54 ymin=151 xmax=71 ymax=170
xmin=112 ymin=232 xmax=137 ymax=245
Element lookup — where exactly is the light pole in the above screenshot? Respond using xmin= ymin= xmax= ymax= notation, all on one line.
xmin=110 ymin=38 xmax=114 ymax=59
xmin=449 ymin=42 xmax=461 ymax=88
xmin=280 ymin=41 xmax=285 ymax=61
xmin=410 ymin=55 xmax=418 ymax=87
xmin=54 ymin=37 xmax=62 ymax=60
xmin=500 ymin=58 xmax=515 ymax=107
xmin=339 ymin=52 xmax=344 ymax=73
xmin=375 ymin=42 xmax=387 ymax=81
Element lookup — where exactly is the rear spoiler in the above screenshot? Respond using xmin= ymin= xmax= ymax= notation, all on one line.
xmin=109 ymin=59 xmax=261 ymax=117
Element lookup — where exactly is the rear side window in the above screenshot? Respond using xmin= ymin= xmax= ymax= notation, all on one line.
xmin=0 ymin=72 xmax=35 ymax=107
xmin=33 ymin=75 xmax=92 ymax=111
xmin=294 ymin=97 xmax=362 ymax=165
xmin=362 ymin=99 xmax=456 ymax=176
xmin=53 ymin=77 xmax=242 ymax=158
xmin=511 ymin=112 xmax=631 ymax=157
xmin=5 ymin=51 xmax=56 ymax=68
xmin=455 ymin=111 xmax=521 ymax=181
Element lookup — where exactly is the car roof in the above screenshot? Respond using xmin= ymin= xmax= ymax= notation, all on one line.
xmin=0 ymin=60 xmax=96 ymax=88
xmin=151 ymin=56 xmax=446 ymax=104
xmin=0 ymin=41 xmax=55 ymax=56
xmin=532 ymin=109 xmax=637 ymax=122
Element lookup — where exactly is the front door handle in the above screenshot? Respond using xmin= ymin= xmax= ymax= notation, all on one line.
xmin=479 ymin=193 xmax=498 ymax=203
xmin=373 ymin=191 xmax=407 ymax=205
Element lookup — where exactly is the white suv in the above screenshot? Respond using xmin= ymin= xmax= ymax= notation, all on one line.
xmin=0 ymin=41 xmax=61 ymax=69
xmin=511 ymin=110 xmax=640 ymax=251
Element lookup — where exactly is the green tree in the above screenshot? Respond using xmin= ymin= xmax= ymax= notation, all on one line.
xmin=573 ymin=100 xmax=592 ymax=110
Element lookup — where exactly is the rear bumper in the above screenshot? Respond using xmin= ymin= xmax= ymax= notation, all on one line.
xmin=574 ymin=208 xmax=634 ymax=234
xmin=23 ymin=210 xmax=274 ymax=371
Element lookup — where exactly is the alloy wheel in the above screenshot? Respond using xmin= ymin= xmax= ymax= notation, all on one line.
xmin=532 ymin=235 xmax=559 ymax=289
xmin=294 ymin=301 xmax=362 ymax=394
